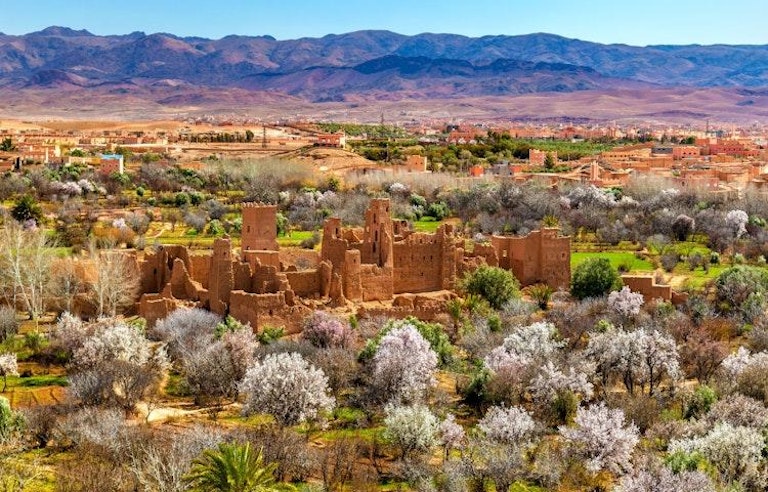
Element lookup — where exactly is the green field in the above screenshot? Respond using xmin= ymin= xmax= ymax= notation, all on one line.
xmin=277 ymin=230 xmax=319 ymax=248
xmin=413 ymin=218 xmax=443 ymax=233
xmin=571 ymin=251 xmax=654 ymax=272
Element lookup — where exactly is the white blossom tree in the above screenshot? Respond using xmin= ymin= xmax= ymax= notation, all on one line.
xmin=478 ymin=405 xmax=537 ymax=446
xmin=371 ymin=324 xmax=438 ymax=404
xmin=586 ymin=327 xmax=680 ymax=396
xmin=484 ymin=321 xmax=564 ymax=373
xmin=240 ymin=352 xmax=335 ymax=427
xmin=150 ymin=308 xmax=221 ymax=361
xmin=720 ymin=346 xmax=768 ymax=378
xmin=383 ymin=404 xmax=439 ymax=460
xmin=707 ymin=394 xmax=768 ymax=428
xmin=617 ymin=467 xmax=715 ymax=492
xmin=182 ymin=328 xmax=257 ymax=403
xmin=528 ymin=361 xmax=594 ymax=404
xmin=73 ymin=321 xmax=150 ymax=370
xmin=302 ymin=311 xmax=354 ymax=349
xmin=68 ymin=319 xmax=167 ymax=412
xmin=669 ymin=423 xmax=764 ymax=483
xmin=438 ymin=413 xmax=465 ymax=460
xmin=608 ymin=286 xmax=645 ymax=318
xmin=559 ymin=403 xmax=639 ymax=475
xmin=49 ymin=311 xmax=92 ymax=361
xmin=0 ymin=353 xmax=18 ymax=392
xmin=725 ymin=209 xmax=749 ymax=239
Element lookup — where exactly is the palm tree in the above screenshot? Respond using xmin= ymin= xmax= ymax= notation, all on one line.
xmin=184 ymin=442 xmax=296 ymax=492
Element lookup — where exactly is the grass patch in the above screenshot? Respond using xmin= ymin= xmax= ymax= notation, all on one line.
xmin=5 ymin=374 xmax=68 ymax=388
xmin=278 ymin=230 xmax=318 ymax=248
xmin=413 ymin=218 xmax=442 ymax=233
xmin=316 ymin=426 xmax=383 ymax=442
xmin=675 ymin=264 xmax=727 ymax=289
xmin=571 ymin=252 xmax=654 ymax=272
xmin=164 ymin=372 xmax=190 ymax=397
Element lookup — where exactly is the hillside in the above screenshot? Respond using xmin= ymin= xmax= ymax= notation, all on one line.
xmin=2 ymin=27 xmax=768 ymax=120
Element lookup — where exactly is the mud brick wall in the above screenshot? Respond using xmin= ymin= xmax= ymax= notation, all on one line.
xmin=621 ymin=275 xmax=672 ymax=302
xmin=358 ymin=264 xmax=394 ymax=301
xmin=491 ymin=228 xmax=570 ymax=289
xmin=285 ymin=270 xmax=322 ymax=297
xmin=241 ymin=203 xmax=279 ymax=252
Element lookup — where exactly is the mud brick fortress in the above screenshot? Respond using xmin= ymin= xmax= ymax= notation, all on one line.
xmin=137 ymin=199 xmax=571 ymax=331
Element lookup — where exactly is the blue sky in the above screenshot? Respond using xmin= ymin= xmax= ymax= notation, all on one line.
xmin=3 ymin=0 xmax=768 ymax=46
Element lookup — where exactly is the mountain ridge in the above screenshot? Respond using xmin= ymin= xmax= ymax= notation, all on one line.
xmin=2 ymin=27 xmax=768 ymax=121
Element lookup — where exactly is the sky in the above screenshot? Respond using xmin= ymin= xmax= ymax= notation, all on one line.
xmin=3 ymin=0 xmax=768 ymax=46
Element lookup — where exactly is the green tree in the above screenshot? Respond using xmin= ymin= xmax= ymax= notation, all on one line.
xmin=715 ymin=265 xmax=768 ymax=314
xmin=544 ymin=152 xmax=555 ymax=170
xmin=0 ymin=396 xmax=23 ymax=444
xmin=0 ymin=138 xmax=14 ymax=152
xmin=276 ymin=212 xmax=288 ymax=237
xmin=571 ymin=257 xmax=622 ymax=300
xmin=461 ymin=265 xmax=520 ymax=310
xmin=10 ymin=195 xmax=43 ymax=225
xmin=185 ymin=442 xmax=296 ymax=492
xmin=245 ymin=129 xmax=255 ymax=143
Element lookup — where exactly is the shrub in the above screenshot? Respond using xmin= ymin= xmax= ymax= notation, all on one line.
xmin=0 ymin=307 xmax=18 ymax=343
xmin=0 ymin=396 xmax=24 ymax=444
xmin=300 ymin=231 xmax=321 ymax=249
xmin=715 ymin=265 xmax=768 ymax=312
xmin=461 ymin=265 xmax=520 ymax=310
xmin=302 ymin=311 xmax=355 ymax=349
xmin=571 ymin=257 xmax=622 ymax=300
xmin=525 ymin=283 xmax=553 ymax=310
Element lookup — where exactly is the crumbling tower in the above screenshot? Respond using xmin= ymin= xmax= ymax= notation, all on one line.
xmin=241 ymin=203 xmax=279 ymax=253
xmin=362 ymin=198 xmax=394 ymax=267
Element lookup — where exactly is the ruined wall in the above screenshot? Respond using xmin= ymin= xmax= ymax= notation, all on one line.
xmin=321 ymin=218 xmax=349 ymax=275
xmin=357 ymin=292 xmax=453 ymax=322
xmin=208 ymin=238 xmax=234 ymax=315
xmin=360 ymin=199 xmax=394 ymax=267
xmin=621 ymin=275 xmax=672 ymax=302
xmin=164 ymin=257 xmax=202 ymax=301
xmin=138 ymin=294 xmax=179 ymax=327
xmin=391 ymin=225 xmax=457 ymax=294
xmin=243 ymin=250 xmax=280 ymax=271
xmin=359 ymin=265 xmax=394 ymax=301
xmin=189 ymin=255 xmax=210 ymax=288
xmin=241 ymin=203 xmax=279 ymax=252
xmin=343 ymin=250 xmax=362 ymax=301
xmin=229 ymin=290 xmax=309 ymax=334
xmin=491 ymin=228 xmax=570 ymax=289
xmin=139 ymin=245 xmax=191 ymax=294
xmin=285 ymin=270 xmax=322 ymax=297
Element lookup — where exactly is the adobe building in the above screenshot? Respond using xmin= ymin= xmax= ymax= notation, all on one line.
xmin=137 ymin=200 xmax=571 ymax=331
xmin=529 ymin=149 xmax=557 ymax=167
xmin=491 ymin=229 xmax=571 ymax=289
xmin=241 ymin=203 xmax=279 ymax=252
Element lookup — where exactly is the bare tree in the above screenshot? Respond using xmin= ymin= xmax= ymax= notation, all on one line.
xmin=89 ymin=243 xmax=140 ymax=317
xmin=0 ymin=221 xmax=54 ymax=321
xmin=50 ymin=257 xmax=87 ymax=314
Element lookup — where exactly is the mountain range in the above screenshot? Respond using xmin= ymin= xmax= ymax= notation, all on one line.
xmin=2 ymin=27 xmax=768 ymax=121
